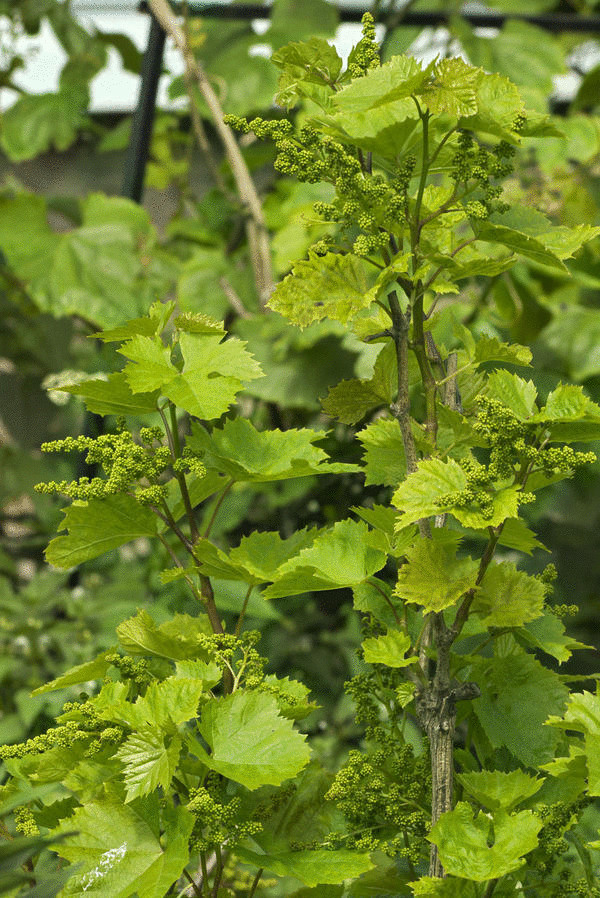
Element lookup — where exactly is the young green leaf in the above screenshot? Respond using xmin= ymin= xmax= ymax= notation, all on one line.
xmin=234 ymin=846 xmax=374 ymax=887
xmin=474 ymin=562 xmax=545 ymax=627
xmin=417 ymin=58 xmax=481 ymax=117
xmin=358 ymin=418 xmax=407 ymax=487
xmin=119 ymin=334 xmax=176 ymax=392
xmin=429 ymin=803 xmax=541 ymax=881
xmin=193 ymin=528 xmax=318 ymax=585
xmin=268 ymin=252 xmax=372 ymax=328
xmin=474 ymin=220 xmax=568 ymax=271
xmin=190 ymin=691 xmax=310 ymax=789
xmin=456 ymin=769 xmax=542 ymax=813
xmin=94 ymin=299 xmax=175 ymax=343
xmin=362 ymin=629 xmax=416 ymax=668
xmin=459 ymin=71 xmax=525 ymax=141
xmin=532 ymin=383 xmax=600 ymax=423
xmin=59 ymin=372 xmax=159 ymax=416
xmin=271 ymin=37 xmax=343 ymax=102
xmin=263 ymin=519 xmax=387 ymax=598
xmin=411 ymin=877 xmax=479 ymax=897
xmin=116 ymin=730 xmax=183 ymax=803
xmin=321 ymin=378 xmax=388 ymax=425
xmin=117 ymin=610 xmax=213 ymax=661
xmin=189 ymin=418 xmax=358 ymax=481
xmin=31 ymin=650 xmax=116 ymax=696
xmin=46 ymin=494 xmax=159 ymax=568
xmin=392 ymin=458 xmax=468 ymax=528
xmin=164 ymin=331 xmax=263 ymax=419
xmin=485 ymin=370 xmax=537 ymax=420
xmin=53 ymin=795 xmax=194 ymax=898
xmin=518 ymin=611 xmax=592 ymax=664
xmin=395 ymin=535 xmax=479 ymax=613
xmin=496 ymin=517 xmax=547 ymax=555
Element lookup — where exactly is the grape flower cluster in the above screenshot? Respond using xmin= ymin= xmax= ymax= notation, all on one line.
xmin=436 ymin=396 xmax=596 ymax=520
xmin=34 ymin=424 xmax=205 ymax=507
xmin=187 ymin=780 xmax=262 ymax=853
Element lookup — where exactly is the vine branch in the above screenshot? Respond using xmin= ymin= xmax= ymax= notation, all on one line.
xmin=147 ymin=0 xmax=274 ymax=305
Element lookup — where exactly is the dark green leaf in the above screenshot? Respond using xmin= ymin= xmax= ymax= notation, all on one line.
xmin=473 ymin=648 xmax=568 ymax=766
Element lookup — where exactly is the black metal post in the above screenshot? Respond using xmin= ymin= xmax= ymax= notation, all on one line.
xmin=122 ymin=12 xmax=166 ymax=202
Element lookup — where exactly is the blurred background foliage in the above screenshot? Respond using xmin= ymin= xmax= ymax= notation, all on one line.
xmin=1 ymin=0 xmax=600 ymax=783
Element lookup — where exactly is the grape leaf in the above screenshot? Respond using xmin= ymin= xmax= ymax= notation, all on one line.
xmin=262 ymin=674 xmax=317 ymax=720
xmin=542 ymin=306 xmax=600 ymax=382
xmin=53 ymin=795 xmax=193 ymax=897
xmin=518 ymin=611 xmax=592 ymax=664
xmin=456 ymin=769 xmax=542 ymax=813
xmin=94 ymin=299 xmax=176 ymax=343
xmin=392 ymin=458 xmax=468 ymax=527
xmin=190 ymin=691 xmax=310 ymax=789
xmin=321 ymin=379 xmax=387 ymax=425
xmin=429 ymin=803 xmax=541 ymax=881
xmin=31 ymin=650 xmax=115 ymax=696
xmin=473 ymin=649 xmax=568 ymax=766
xmin=45 ymin=494 xmax=159 ymax=568
xmin=358 ymin=418 xmax=406 ymax=487
xmin=545 ymin=691 xmax=600 ymax=795
xmin=0 ymin=194 xmax=61 ymax=292
xmin=165 ymin=332 xmax=263 ymax=419
xmin=120 ymin=332 xmax=263 ymax=420
xmin=194 ymin=528 xmax=318 ymax=584
xmin=323 ymin=343 xmax=396 ymax=425
xmin=496 ymin=517 xmax=547 ymax=555
xmin=336 ymin=55 xmax=428 ymax=112
xmin=411 ymin=877 xmax=479 ymax=897
xmin=268 ymin=252 xmax=372 ymax=328
xmin=459 ymin=71 xmax=525 ymax=142
xmin=188 ymin=418 xmax=358 ymax=481
xmin=474 ymin=221 xmax=568 ymax=271
xmin=418 ymin=58 xmax=481 ymax=117
xmin=119 ymin=335 xmax=176 ymax=392
xmin=472 ymin=335 xmax=532 ymax=368
xmin=117 ymin=610 xmax=213 ymax=661
xmin=532 ymin=383 xmax=600 ymax=423
xmin=362 ymin=629 xmax=416 ymax=668
xmin=0 ymin=91 xmax=87 ymax=161
xmin=353 ymin=577 xmax=401 ymax=628
xmin=59 ymin=372 xmax=159 ymax=416
xmin=395 ymin=536 xmax=479 ymax=613
xmin=234 ymin=846 xmax=374 ymax=887
xmin=263 ymin=519 xmax=387 ymax=599
xmin=485 ymin=370 xmax=538 ymax=420
xmin=271 ymin=36 xmax=342 ymax=84
xmin=116 ymin=730 xmax=183 ymax=803
xmin=474 ymin=561 xmax=545 ymax=627
xmin=390 ymin=459 xmax=521 ymax=529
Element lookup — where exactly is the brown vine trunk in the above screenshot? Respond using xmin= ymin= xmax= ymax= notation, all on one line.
xmin=417 ymin=687 xmax=456 ymax=877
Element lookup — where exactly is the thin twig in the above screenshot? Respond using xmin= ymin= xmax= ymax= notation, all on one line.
xmin=202 ymin=480 xmax=234 ymax=538
xmin=181 ymin=1 xmax=231 ymax=198
xmin=219 ymin=276 xmax=251 ymax=318
xmin=234 ymin=584 xmax=255 ymax=637
xmin=247 ymin=867 xmax=263 ymax=898
xmin=183 ymin=867 xmax=203 ymax=898
xmin=147 ymin=0 xmax=274 ymax=305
